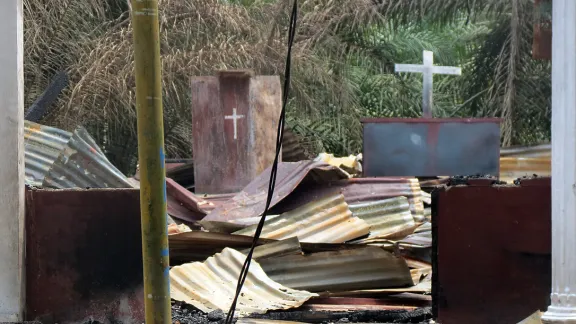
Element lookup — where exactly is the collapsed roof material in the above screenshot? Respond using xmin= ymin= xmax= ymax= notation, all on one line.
xmin=170 ymin=248 xmax=317 ymax=315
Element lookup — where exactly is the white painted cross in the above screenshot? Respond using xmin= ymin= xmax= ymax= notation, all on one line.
xmin=224 ymin=108 xmax=245 ymax=140
xmin=395 ymin=50 xmax=462 ymax=118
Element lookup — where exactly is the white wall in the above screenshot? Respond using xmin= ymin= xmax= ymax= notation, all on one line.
xmin=0 ymin=0 xmax=25 ymax=321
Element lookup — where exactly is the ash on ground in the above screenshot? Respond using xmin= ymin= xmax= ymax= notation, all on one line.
xmin=172 ymin=301 xmax=432 ymax=324
xmin=172 ymin=302 xmax=227 ymax=324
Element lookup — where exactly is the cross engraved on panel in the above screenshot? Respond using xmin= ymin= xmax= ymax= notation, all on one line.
xmin=224 ymin=108 xmax=245 ymax=140
xmin=395 ymin=50 xmax=462 ymax=118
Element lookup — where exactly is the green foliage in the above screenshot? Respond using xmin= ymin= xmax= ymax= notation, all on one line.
xmin=23 ymin=0 xmax=551 ymax=172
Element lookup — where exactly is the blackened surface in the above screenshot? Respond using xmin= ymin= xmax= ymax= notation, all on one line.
xmin=26 ymin=188 xmax=144 ymax=323
xmin=362 ymin=118 xmax=501 ymax=177
xmin=435 ymin=178 xmax=551 ymax=324
xmin=25 ymin=71 xmax=69 ymax=122
xmin=430 ymin=187 xmax=440 ymax=321
xmin=247 ymin=308 xmax=432 ymax=323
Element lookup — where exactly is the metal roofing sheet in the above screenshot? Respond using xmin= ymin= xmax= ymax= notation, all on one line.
xmin=271 ymin=178 xmax=425 ymax=223
xmin=257 ymin=246 xmax=413 ymax=293
xmin=500 ymin=144 xmax=551 ymax=157
xmin=400 ymin=230 xmax=431 ymax=248
xmin=327 ymin=280 xmax=432 ymax=297
xmin=24 ymin=121 xmax=72 ymax=187
xmin=233 ymin=194 xmax=370 ymax=243
xmin=166 ymin=178 xmax=211 ymax=222
xmin=170 ymin=248 xmax=317 ymax=315
xmin=499 ymin=144 xmax=551 ymax=183
xmin=204 ymin=161 xmax=350 ymax=221
xmin=240 ymin=237 xmax=302 ymax=260
xmin=348 ymin=196 xmax=416 ymax=240
xmin=42 ymin=127 xmax=133 ymax=189
xmin=169 ymin=231 xmax=275 ymax=264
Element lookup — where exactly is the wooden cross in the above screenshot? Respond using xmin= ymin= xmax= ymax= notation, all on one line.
xmin=224 ymin=108 xmax=245 ymax=140
xmin=395 ymin=50 xmax=462 ymax=118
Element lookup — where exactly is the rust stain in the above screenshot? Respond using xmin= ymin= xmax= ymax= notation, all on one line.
xmin=203 ymin=161 xmax=349 ymax=222
xmin=25 ymin=187 xmax=144 ymax=323
xmin=191 ymin=71 xmax=281 ymax=194
xmin=434 ymin=178 xmax=551 ymax=324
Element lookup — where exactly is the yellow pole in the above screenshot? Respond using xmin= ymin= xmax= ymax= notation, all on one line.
xmin=130 ymin=0 xmax=171 ymax=323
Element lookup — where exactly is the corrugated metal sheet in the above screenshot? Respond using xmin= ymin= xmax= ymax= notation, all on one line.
xmin=499 ymin=144 xmax=551 ymax=183
xmin=166 ymin=178 xmax=211 ymax=222
xmin=424 ymin=208 xmax=431 ymax=221
xmin=24 ymin=121 xmax=133 ymax=189
xmin=400 ymin=228 xmax=431 ymax=248
xmin=327 ymin=280 xmax=432 ymax=297
xmin=170 ymin=248 xmax=317 ymax=315
xmin=198 ymin=220 xmax=248 ymax=233
xmin=348 ymin=197 xmax=416 ymax=240
xmin=234 ymin=194 xmax=370 ymax=243
xmin=339 ymin=178 xmax=425 ymax=222
xmin=272 ymin=178 xmax=426 ymax=223
xmin=422 ymin=191 xmax=431 ymax=205
xmin=500 ymin=143 xmax=551 ymax=157
xmin=204 ymin=161 xmax=350 ymax=221
xmin=240 ymin=237 xmax=302 ymax=260
xmin=24 ymin=121 xmax=72 ymax=187
xmin=169 ymin=231 xmax=275 ymax=264
xmin=257 ymin=246 xmax=413 ymax=293
xmin=42 ymin=127 xmax=133 ymax=188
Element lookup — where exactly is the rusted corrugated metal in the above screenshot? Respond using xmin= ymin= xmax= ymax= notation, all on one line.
xmin=240 ymin=237 xmax=303 ymax=260
xmin=234 ymin=194 xmax=370 ymax=243
xmin=169 ymin=231 xmax=275 ymax=264
xmin=170 ymin=248 xmax=317 ymax=315
xmin=24 ymin=121 xmax=133 ymax=189
xmin=42 ymin=127 xmax=133 ymax=189
xmin=204 ymin=161 xmax=350 ymax=221
xmin=500 ymin=143 xmax=551 ymax=157
xmin=327 ymin=280 xmax=432 ymax=297
xmin=200 ymin=192 xmax=238 ymax=213
xmin=165 ymin=178 xmax=211 ymax=222
xmin=348 ymin=196 xmax=416 ymax=240
xmin=272 ymin=178 xmax=425 ymax=223
xmin=257 ymin=246 xmax=413 ymax=293
xmin=24 ymin=121 xmax=72 ymax=187
xmin=499 ymin=144 xmax=551 ymax=183
xmin=400 ymin=227 xmax=431 ymax=248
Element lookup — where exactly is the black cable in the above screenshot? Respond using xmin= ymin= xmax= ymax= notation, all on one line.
xmin=224 ymin=1 xmax=298 ymax=323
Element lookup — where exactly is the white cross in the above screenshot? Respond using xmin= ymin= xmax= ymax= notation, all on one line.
xmin=395 ymin=50 xmax=462 ymax=118
xmin=224 ymin=108 xmax=245 ymax=140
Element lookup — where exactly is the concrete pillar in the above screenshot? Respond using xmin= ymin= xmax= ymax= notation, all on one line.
xmin=0 ymin=0 xmax=25 ymax=321
xmin=541 ymin=0 xmax=576 ymax=323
